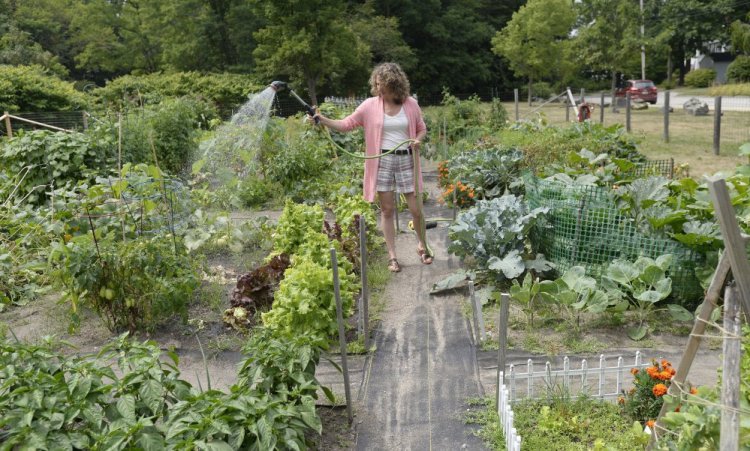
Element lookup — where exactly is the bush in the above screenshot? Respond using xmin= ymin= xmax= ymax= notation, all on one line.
xmin=531 ymin=81 xmax=554 ymax=99
xmin=0 ymin=64 xmax=89 ymax=112
xmin=727 ymin=55 xmax=750 ymax=83
xmin=684 ymin=68 xmax=716 ymax=88
xmin=50 ymin=234 xmax=200 ymax=333
xmin=0 ymin=129 xmax=111 ymax=204
xmin=93 ymin=72 xmax=262 ymax=117
xmin=119 ymin=97 xmax=216 ymax=174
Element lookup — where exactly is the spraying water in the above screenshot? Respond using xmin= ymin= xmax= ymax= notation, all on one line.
xmin=198 ymin=86 xmax=277 ymax=181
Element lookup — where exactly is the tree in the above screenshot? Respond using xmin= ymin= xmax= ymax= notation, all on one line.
xmin=647 ymin=0 xmax=734 ymax=85
xmin=574 ymin=0 xmax=640 ymax=111
xmin=492 ymin=0 xmax=576 ymax=105
xmin=250 ymin=0 xmax=370 ymax=104
xmin=349 ymin=3 xmax=416 ymax=72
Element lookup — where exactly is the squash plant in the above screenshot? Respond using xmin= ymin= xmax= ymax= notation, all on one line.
xmin=601 ymin=255 xmax=692 ymax=340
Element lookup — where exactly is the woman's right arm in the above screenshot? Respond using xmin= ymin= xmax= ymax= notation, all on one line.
xmin=313 ymin=98 xmax=369 ymax=132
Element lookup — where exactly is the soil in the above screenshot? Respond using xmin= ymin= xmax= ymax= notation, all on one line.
xmin=0 ymin=158 xmax=728 ymax=450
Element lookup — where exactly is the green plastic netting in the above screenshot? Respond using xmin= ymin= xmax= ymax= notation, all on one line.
xmin=524 ymin=174 xmax=704 ymax=304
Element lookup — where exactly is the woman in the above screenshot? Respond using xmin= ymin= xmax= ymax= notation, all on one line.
xmin=313 ymin=62 xmax=431 ymax=272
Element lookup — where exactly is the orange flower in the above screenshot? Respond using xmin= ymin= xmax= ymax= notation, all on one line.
xmin=661 ymin=359 xmax=671 ymax=368
xmin=617 ymin=396 xmax=625 ymax=404
xmin=646 ymin=367 xmax=659 ymax=379
xmin=646 ymin=420 xmax=655 ymax=428
xmin=468 ymin=192 xmax=474 ymax=199
xmin=658 ymin=370 xmax=673 ymax=381
xmin=631 ymin=368 xmax=639 ymax=376
xmin=690 ymin=387 xmax=698 ymax=395
xmin=674 ymin=405 xmax=681 ymax=412
xmin=653 ymin=383 xmax=668 ymax=397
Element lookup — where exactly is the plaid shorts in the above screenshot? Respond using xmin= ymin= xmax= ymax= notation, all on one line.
xmin=376 ymin=153 xmax=415 ymax=193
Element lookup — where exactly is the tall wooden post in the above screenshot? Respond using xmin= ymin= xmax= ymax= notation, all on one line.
xmin=599 ymin=92 xmax=605 ymax=124
xmin=720 ymin=283 xmax=741 ymax=451
xmin=663 ymin=91 xmax=670 ymax=143
xmin=713 ymin=96 xmax=722 ymax=155
xmin=3 ymin=111 xmax=11 ymax=138
xmin=514 ymin=89 xmax=519 ymax=122
xmin=331 ymin=248 xmax=353 ymax=424
xmin=625 ymin=93 xmax=632 ymax=132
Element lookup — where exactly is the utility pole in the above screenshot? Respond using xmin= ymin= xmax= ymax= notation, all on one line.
xmin=640 ymin=0 xmax=646 ymax=79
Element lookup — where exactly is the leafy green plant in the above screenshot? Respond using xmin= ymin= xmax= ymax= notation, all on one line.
xmin=443 ymin=146 xmax=524 ymax=200
xmin=261 ymin=255 xmax=356 ymax=346
xmin=0 ymin=330 xmax=330 ymax=449
xmin=50 ymin=233 xmax=200 ymax=333
xmin=449 ymin=194 xmax=550 ymax=281
xmin=1 ymin=130 xmax=111 ymax=204
xmin=538 ymin=266 xmax=611 ymax=331
xmin=601 ymin=255 xmax=692 ymax=340
xmin=272 ymin=200 xmax=325 ymax=256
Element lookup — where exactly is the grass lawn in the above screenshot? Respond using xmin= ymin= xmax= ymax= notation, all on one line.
xmin=504 ymin=101 xmax=747 ymax=177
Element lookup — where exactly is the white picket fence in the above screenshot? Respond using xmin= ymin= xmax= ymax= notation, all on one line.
xmin=323 ymin=96 xmax=366 ymax=109
xmin=497 ymin=371 xmax=522 ymax=451
xmin=506 ymin=351 xmax=651 ymax=403
xmin=496 ymin=352 xmax=654 ymax=449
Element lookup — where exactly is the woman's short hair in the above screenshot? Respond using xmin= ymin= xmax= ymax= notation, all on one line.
xmin=369 ymin=63 xmax=410 ymax=104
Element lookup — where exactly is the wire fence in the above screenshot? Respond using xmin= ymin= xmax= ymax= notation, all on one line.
xmin=524 ymin=174 xmax=705 ymax=303
xmin=512 ymin=90 xmax=750 ymax=157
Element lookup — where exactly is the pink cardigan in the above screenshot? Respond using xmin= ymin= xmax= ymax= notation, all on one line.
xmin=338 ymin=96 xmax=427 ymax=202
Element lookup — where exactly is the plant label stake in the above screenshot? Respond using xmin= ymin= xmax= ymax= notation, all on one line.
xmin=331 ymin=247 xmax=353 ymax=424
xmin=359 ymin=218 xmax=370 ymax=351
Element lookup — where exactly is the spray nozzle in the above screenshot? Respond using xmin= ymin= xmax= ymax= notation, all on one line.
xmin=269 ymin=81 xmax=288 ymax=92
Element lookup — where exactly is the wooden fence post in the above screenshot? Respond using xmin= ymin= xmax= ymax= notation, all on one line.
xmin=625 ymin=93 xmax=632 ymax=132
xmin=720 ymin=283 xmax=741 ymax=451
xmin=514 ymin=89 xmax=519 ymax=122
xmin=663 ymin=91 xmax=670 ymax=143
xmin=82 ymin=111 xmax=88 ymax=131
xmin=496 ymin=293 xmax=510 ymax=406
xmin=600 ymin=92 xmax=605 ymax=124
xmin=713 ymin=96 xmax=722 ymax=155
xmin=3 ymin=111 xmax=11 ymax=138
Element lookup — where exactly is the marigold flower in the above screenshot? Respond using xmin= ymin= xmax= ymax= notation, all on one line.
xmin=631 ymin=368 xmax=639 ymax=376
xmin=690 ymin=387 xmax=698 ymax=395
xmin=617 ymin=396 xmax=625 ymax=404
xmin=646 ymin=420 xmax=655 ymax=428
xmin=674 ymin=405 xmax=681 ymax=412
xmin=658 ymin=370 xmax=673 ymax=381
xmin=646 ymin=367 xmax=659 ymax=379
xmin=653 ymin=383 xmax=668 ymax=397
xmin=468 ymin=192 xmax=474 ymax=198
xmin=661 ymin=359 xmax=671 ymax=368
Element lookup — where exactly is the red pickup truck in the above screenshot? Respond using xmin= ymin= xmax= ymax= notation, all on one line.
xmin=615 ymin=79 xmax=658 ymax=104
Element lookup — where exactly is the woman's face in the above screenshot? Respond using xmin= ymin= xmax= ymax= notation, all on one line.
xmin=376 ymin=78 xmax=394 ymax=101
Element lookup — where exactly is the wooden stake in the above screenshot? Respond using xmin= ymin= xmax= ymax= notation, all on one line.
xmin=720 ymin=283 xmax=741 ymax=451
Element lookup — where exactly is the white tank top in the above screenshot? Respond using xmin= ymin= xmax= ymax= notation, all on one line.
xmin=381 ymin=107 xmax=409 ymax=151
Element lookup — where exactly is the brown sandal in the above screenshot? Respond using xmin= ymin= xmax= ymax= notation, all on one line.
xmin=388 ymin=258 xmax=402 ymax=273
xmin=417 ymin=248 xmax=433 ymax=265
